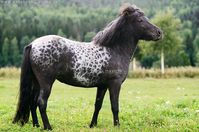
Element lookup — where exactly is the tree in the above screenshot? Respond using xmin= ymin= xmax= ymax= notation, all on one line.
xmin=10 ymin=37 xmax=21 ymax=66
xmin=57 ymin=29 xmax=66 ymax=38
xmin=150 ymin=10 xmax=183 ymax=74
xmin=84 ymin=31 xmax=96 ymax=42
xmin=194 ymin=32 xmax=199 ymax=66
xmin=20 ymin=35 xmax=30 ymax=53
xmin=2 ymin=37 xmax=10 ymax=66
xmin=171 ymin=0 xmax=199 ymax=66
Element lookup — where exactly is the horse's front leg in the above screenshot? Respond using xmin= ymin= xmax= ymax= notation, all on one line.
xmin=108 ymin=80 xmax=121 ymax=126
xmin=90 ymin=86 xmax=107 ymax=128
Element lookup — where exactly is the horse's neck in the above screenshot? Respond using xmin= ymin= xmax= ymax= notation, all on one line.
xmin=111 ymin=39 xmax=138 ymax=63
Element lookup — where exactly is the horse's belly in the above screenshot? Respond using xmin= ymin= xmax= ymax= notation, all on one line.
xmin=73 ymin=72 xmax=101 ymax=86
xmin=56 ymin=73 xmax=101 ymax=87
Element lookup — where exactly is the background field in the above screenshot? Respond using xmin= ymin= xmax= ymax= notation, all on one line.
xmin=0 ymin=78 xmax=199 ymax=131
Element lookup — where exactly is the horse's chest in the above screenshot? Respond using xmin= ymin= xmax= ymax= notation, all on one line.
xmin=70 ymin=45 xmax=110 ymax=86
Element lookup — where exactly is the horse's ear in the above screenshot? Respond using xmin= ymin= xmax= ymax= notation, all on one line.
xmin=119 ymin=3 xmax=136 ymax=16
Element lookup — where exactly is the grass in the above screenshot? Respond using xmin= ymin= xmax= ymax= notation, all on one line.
xmin=0 ymin=78 xmax=199 ymax=131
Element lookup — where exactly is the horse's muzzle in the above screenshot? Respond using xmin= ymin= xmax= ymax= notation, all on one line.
xmin=155 ymin=29 xmax=163 ymax=41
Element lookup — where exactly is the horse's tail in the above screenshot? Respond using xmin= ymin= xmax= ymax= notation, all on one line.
xmin=13 ymin=44 xmax=33 ymax=125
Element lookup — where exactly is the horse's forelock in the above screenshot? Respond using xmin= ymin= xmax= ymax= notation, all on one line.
xmin=119 ymin=3 xmax=143 ymax=16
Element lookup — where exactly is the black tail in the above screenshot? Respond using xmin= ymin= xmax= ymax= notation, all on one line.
xmin=13 ymin=45 xmax=33 ymax=125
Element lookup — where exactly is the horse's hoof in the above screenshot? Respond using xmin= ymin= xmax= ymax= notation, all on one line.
xmin=116 ymin=124 xmax=120 ymax=127
xmin=114 ymin=121 xmax=120 ymax=127
xmin=89 ymin=122 xmax=97 ymax=128
xmin=33 ymin=123 xmax=40 ymax=127
xmin=44 ymin=126 xmax=52 ymax=131
xmin=114 ymin=123 xmax=120 ymax=127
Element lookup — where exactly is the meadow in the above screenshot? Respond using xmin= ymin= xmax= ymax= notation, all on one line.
xmin=0 ymin=78 xmax=199 ymax=131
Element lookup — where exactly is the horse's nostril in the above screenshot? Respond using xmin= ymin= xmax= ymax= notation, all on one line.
xmin=157 ymin=30 xmax=161 ymax=36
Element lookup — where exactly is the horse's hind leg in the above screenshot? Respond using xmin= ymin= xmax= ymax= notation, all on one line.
xmin=36 ymin=77 xmax=55 ymax=130
xmin=90 ymin=86 xmax=107 ymax=128
xmin=30 ymin=77 xmax=40 ymax=127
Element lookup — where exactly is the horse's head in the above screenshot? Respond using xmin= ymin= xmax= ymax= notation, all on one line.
xmin=120 ymin=4 xmax=162 ymax=41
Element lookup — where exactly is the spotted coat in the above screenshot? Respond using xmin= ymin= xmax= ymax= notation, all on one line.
xmin=30 ymin=35 xmax=111 ymax=86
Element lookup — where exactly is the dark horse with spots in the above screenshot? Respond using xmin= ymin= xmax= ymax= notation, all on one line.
xmin=13 ymin=4 xmax=162 ymax=130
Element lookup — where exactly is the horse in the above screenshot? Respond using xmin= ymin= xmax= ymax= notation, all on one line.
xmin=13 ymin=4 xmax=162 ymax=130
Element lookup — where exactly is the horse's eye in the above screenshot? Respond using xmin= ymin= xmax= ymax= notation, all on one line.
xmin=138 ymin=19 xmax=143 ymax=22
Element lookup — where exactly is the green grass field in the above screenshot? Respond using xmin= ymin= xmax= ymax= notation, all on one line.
xmin=0 ymin=78 xmax=199 ymax=131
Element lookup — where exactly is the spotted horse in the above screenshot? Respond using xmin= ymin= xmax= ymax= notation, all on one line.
xmin=13 ymin=4 xmax=162 ymax=130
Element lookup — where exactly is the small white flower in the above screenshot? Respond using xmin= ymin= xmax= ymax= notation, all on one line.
xmin=137 ymin=91 xmax=140 ymax=94
xmin=176 ymin=87 xmax=181 ymax=90
xmin=165 ymin=101 xmax=170 ymax=105
xmin=136 ymin=96 xmax=140 ymax=99
xmin=128 ymin=91 xmax=132 ymax=94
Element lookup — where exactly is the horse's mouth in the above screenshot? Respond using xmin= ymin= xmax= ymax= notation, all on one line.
xmin=153 ymin=35 xmax=162 ymax=41
xmin=152 ymin=29 xmax=163 ymax=41
xmin=153 ymin=32 xmax=163 ymax=41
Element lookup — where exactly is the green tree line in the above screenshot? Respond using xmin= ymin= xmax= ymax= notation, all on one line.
xmin=0 ymin=0 xmax=198 ymax=68
xmin=142 ymin=0 xmax=199 ymax=69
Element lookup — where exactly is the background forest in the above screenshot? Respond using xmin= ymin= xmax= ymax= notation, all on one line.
xmin=0 ymin=0 xmax=198 ymax=68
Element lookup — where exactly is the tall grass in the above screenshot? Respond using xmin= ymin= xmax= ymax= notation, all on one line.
xmin=1 ymin=67 xmax=199 ymax=78
xmin=128 ymin=67 xmax=199 ymax=78
xmin=0 ymin=67 xmax=20 ymax=78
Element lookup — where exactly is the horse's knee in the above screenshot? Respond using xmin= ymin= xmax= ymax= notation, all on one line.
xmin=37 ymin=97 xmax=47 ymax=110
xmin=37 ymin=89 xmax=50 ymax=106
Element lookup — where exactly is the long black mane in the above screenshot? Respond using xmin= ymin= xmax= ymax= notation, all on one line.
xmin=93 ymin=4 xmax=143 ymax=47
xmin=93 ymin=16 xmax=129 ymax=47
